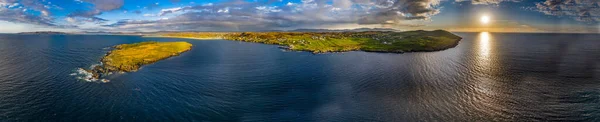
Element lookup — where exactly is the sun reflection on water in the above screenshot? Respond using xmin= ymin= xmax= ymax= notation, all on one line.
xmin=467 ymin=32 xmax=505 ymax=117
xmin=479 ymin=32 xmax=491 ymax=58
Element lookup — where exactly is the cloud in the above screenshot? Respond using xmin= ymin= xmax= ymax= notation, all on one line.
xmin=105 ymin=0 xmax=363 ymax=31
xmin=82 ymin=0 xmax=124 ymax=11
xmin=455 ymin=0 xmax=521 ymax=5
xmin=138 ymin=0 xmax=443 ymax=29
xmin=0 ymin=0 xmax=54 ymax=19
xmin=0 ymin=0 xmax=60 ymax=27
xmin=357 ymin=0 xmax=442 ymax=24
xmin=65 ymin=17 xmax=77 ymax=23
xmin=66 ymin=0 xmax=124 ymax=23
xmin=19 ymin=0 xmax=50 ymax=13
xmin=159 ymin=7 xmax=185 ymax=16
xmin=333 ymin=0 xmax=353 ymax=9
xmin=67 ymin=9 xmax=108 ymax=23
xmin=104 ymin=0 xmax=454 ymax=32
xmin=102 ymin=19 xmax=156 ymax=27
xmin=536 ymin=0 xmax=600 ymax=22
xmin=0 ymin=7 xmax=55 ymax=26
xmin=0 ymin=0 xmax=17 ymax=6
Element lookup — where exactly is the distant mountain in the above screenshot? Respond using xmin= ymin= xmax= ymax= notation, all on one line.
xmin=350 ymin=28 xmax=398 ymax=32
xmin=18 ymin=31 xmax=69 ymax=35
xmin=79 ymin=31 xmax=144 ymax=35
xmin=80 ymin=31 xmax=112 ymax=35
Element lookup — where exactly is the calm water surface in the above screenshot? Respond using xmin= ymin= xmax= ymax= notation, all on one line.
xmin=0 ymin=32 xmax=598 ymax=121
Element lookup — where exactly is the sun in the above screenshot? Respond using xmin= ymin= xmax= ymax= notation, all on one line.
xmin=481 ymin=15 xmax=491 ymax=24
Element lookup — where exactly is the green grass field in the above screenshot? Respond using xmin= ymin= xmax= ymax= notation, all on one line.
xmin=155 ymin=30 xmax=462 ymax=53
xmin=102 ymin=41 xmax=192 ymax=72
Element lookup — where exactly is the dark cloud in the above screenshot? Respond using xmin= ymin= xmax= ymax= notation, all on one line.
xmin=357 ymin=0 xmax=441 ymax=24
xmin=67 ymin=0 xmax=124 ymax=23
xmin=536 ymin=0 xmax=600 ymax=22
xmin=82 ymin=0 xmax=124 ymax=11
xmin=67 ymin=9 xmax=108 ymax=23
xmin=455 ymin=0 xmax=521 ymax=5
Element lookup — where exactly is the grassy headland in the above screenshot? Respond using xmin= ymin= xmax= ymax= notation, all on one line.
xmin=150 ymin=30 xmax=462 ymax=53
xmin=87 ymin=41 xmax=192 ymax=78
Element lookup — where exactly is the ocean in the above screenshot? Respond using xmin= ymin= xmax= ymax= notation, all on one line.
xmin=0 ymin=32 xmax=598 ymax=121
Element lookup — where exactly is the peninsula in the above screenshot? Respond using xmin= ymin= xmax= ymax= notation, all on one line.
xmin=87 ymin=41 xmax=192 ymax=79
xmin=84 ymin=30 xmax=460 ymax=79
xmin=150 ymin=30 xmax=462 ymax=53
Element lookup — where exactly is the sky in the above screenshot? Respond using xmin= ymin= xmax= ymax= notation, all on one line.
xmin=0 ymin=0 xmax=599 ymax=33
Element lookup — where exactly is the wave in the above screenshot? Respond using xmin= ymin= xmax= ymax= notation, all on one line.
xmin=72 ymin=66 xmax=110 ymax=83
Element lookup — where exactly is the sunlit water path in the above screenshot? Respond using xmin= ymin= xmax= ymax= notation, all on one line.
xmin=0 ymin=33 xmax=598 ymax=121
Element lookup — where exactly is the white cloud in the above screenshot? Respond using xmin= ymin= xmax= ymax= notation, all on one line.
xmin=8 ymin=3 xmax=19 ymax=8
xmin=65 ymin=17 xmax=76 ymax=23
xmin=202 ymin=3 xmax=213 ymax=6
xmin=40 ymin=10 xmax=48 ymax=16
xmin=159 ymin=7 xmax=185 ymax=16
xmin=143 ymin=14 xmax=156 ymax=17
xmin=286 ymin=2 xmax=296 ymax=6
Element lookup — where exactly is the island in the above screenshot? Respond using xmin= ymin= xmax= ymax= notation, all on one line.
xmin=149 ymin=30 xmax=462 ymax=53
xmin=87 ymin=41 xmax=192 ymax=79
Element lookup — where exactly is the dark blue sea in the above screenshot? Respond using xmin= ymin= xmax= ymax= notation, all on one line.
xmin=0 ymin=32 xmax=598 ymax=121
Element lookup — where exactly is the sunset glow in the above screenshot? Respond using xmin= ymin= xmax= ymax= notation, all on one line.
xmin=481 ymin=15 xmax=491 ymax=24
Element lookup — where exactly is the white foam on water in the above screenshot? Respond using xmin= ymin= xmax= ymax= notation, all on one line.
xmin=89 ymin=63 xmax=100 ymax=69
xmin=71 ymin=66 xmax=110 ymax=83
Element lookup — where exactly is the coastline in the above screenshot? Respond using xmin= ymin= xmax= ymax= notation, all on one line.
xmin=143 ymin=35 xmax=223 ymax=40
xmin=148 ymin=36 xmax=462 ymax=54
xmin=143 ymin=31 xmax=463 ymax=54
xmin=361 ymin=38 xmax=462 ymax=53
